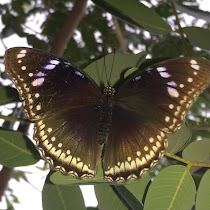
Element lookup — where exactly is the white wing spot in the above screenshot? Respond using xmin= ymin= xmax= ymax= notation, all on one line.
xmin=36 ymin=72 xmax=47 ymax=77
xmin=20 ymin=49 xmax=27 ymax=54
xmin=157 ymin=66 xmax=166 ymax=72
xmin=165 ymin=116 xmax=170 ymax=122
xmin=51 ymin=137 xmax=56 ymax=141
xmin=127 ymin=157 xmax=131 ymax=161
xmin=44 ymin=64 xmax=56 ymax=70
xmin=28 ymin=73 xmax=33 ymax=77
xmin=167 ymin=81 xmax=177 ymax=87
xmin=160 ymin=72 xmax=171 ymax=78
xmin=169 ymin=104 xmax=174 ymax=109
xmin=136 ymin=151 xmax=141 ymax=156
xmin=167 ymin=87 xmax=179 ymax=98
xmin=191 ymin=65 xmax=200 ymax=70
xmin=21 ymin=66 xmax=26 ymax=70
xmin=144 ymin=146 xmax=149 ymax=151
xmin=179 ymin=84 xmax=184 ymax=88
xmin=190 ymin=59 xmax=197 ymax=65
xmin=193 ymin=71 xmax=198 ymax=75
xmin=35 ymin=93 xmax=40 ymax=98
xmin=190 ymin=60 xmax=200 ymax=70
xmin=149 ymin=137 xmax=154 ymax=143
xmin=187 ymin=77 xmax=193 ymax=82
xmin=58 ymin=143 xmax=62 ymax=148
xmin=50 ymin=60 xmax=60 ymax=65
xmin=17 ymin=53 xmax=26 ymax=58
xmin=18 ymin=60 xmax=22 ymax=63
xmin=36 ymin=104 xmax=41 ymax=110
xmin=31 ymin=78 xmax=45 ymax=86
xmin=47 ymin=128 xmax=52 ymax=133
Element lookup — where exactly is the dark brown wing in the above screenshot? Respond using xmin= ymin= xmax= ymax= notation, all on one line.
xmin=103 ymin=57 xmax=210 ymax=182
xmin=5 ymin=47 xmax=103 ymax=178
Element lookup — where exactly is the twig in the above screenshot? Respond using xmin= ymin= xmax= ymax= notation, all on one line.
xmin=0 ymin=33 xmax=7 ymax=50
xmin=112 ymin=16 xmax=128 ymax=54
xmin=189 ymin=125 xmax=210 ymax=131
xmin=0 ymin=114 xmax=31 ymax=123
xmin=0 ymin=167 xmax=14 ymax=201
xmin=170 ymin=0 xmax=191 ymax=56
xmin=50 ymin=0 xmax=88 ymax=56
xmin=165 ymin=152 xmax=210 ymax=168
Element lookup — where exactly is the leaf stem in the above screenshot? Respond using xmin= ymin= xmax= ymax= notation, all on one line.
xmin=0 ymin=114 xmax=31 ymax=123
xmin=165 ymin=152 xmax=210 ymax=168
xmin=112 ymin=16 xmax=128 ymax=54
xmin=170 ymin=0 xmax=192 ymax=56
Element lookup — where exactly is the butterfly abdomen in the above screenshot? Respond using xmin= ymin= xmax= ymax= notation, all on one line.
xmin=97 ymin=112 xmax=112 ymax=145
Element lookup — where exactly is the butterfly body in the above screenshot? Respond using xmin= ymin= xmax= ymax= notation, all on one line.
xmin=4 ymin=47 xmax=210 ymax=182
xmin=97 ymin=85 xmax=115 ymax=144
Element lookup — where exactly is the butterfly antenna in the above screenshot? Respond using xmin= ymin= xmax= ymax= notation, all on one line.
xmin=103 ymin=47 xmax=109 ymax=86
xmin=108 ymin=47 xmax=116 ymax=85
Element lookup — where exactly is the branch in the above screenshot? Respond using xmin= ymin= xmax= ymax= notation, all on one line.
xmin=50 ymin=0 xmax=88 ymax=56
xmin=169 ymin=0 xmax=210 ymax=23
xmin=0 ymin=167 xmax=14 ymax=201
xmin=170 ymin=0 xmax=192 ymax=56
xmin=189 ymin=125 xmax=210 ymax=131
xmin=112 ymin=16 xmax=128 ymax=54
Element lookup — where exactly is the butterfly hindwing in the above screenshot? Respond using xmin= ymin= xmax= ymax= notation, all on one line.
xmin=5 ymin=47 xmax=103 ymax=178
xmin=103 ymin=107 xmax=167 ymax=182
xmin=103 ymin=57 xmax=210 ymax=182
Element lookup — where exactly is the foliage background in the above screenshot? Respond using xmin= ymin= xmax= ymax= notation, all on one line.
xmin=0 ymin=0 xmax=210 ymax=209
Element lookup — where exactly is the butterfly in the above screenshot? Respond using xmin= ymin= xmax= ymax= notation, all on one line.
xmin=4 ymin=47 xmax=210 ymax=182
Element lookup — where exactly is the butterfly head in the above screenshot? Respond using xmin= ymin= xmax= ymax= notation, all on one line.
xmin=103 ymin=83 xmax=115 ymax=96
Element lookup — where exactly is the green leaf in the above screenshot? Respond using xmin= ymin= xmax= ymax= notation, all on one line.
xmin=0 ymin=86 xmax=20 ymax=105
xmin=124 ymin=173 xmax=151 ymax=202
xmin=113 ymin=185 xmax=143 ymax=210
xmin=182 ymin=138 xmax=210 ymax=162
xmin=0 ymin=128 xmax=40 ymax=167
xmin=167 ymin=123 xmax=191 ymax=154
xmin=124 ymin=67 xmax=138 ymax=78
xmin=92 ymin=0 xmax=171 ymax=34
xmin=95 ymin=185 xmax=127 ymax=210
xmin=196 ymin=170 xmax=210 ymax=210
xmin=144 ymin=165 xmax=196 ymax=210
xmin=84 ymin=52 xmax=146 ymax=86
xmin=183 ymin=27 xmax=210 ymax=50
xmin=43 ymin=173 xmax=86 ymax=210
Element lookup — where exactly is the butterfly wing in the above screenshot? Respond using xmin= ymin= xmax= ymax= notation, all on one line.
xmin=5 ymin=47 xmax=103 ymax=178
xmin=103 ymin=57 xmax=210 ymax=182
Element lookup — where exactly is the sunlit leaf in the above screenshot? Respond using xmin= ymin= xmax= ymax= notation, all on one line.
xmin=183 ymin=27 xmax=210 ymax=50
xmin=167 ymin=123 xmax=191 ymax=154
xmin=144 ymin=165 xmax=196 ymax=210
xmin=0 ymin=128 xmax=40 ymax=167
xmin=43 ymin=173 xmax=86 ymax=210
xmin=0 ymin=86 xmax=20 ymax=105
xmin=182 ymin=138 xmax=210 ymax=162
xmin=196 ymin=170 xmax=210 ymax=210
xmin=92 ymin=0 xmax=171 ymax=34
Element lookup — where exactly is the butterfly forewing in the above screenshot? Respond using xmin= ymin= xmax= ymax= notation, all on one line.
xmin=5 ymin=47 xmax=103 ymax=178
xmin=103 ymin=57 xmax=210 ymax=182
